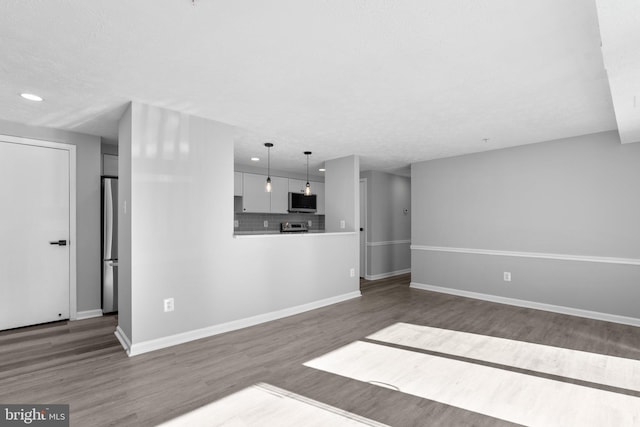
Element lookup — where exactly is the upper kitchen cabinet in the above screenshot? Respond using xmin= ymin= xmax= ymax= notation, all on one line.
xmin=241 ymin=173 xmax=288 ymax=213
xmin=270 ymin=176 xmax=289 ymax=213
xmin=234 ymin=172 xmax=243 ymax=196
xmin=239 ymin=171 xmax=325 ymax=214
xmin=288 ymin=178 xmax=307 ymax=194
xmin=242 ymin=173 xmax=270 ymax=213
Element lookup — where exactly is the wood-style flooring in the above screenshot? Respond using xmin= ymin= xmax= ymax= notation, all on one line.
xmin=1 ymin=273 xmax=640 ymax=426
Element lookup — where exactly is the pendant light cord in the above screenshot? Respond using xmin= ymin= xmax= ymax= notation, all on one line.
xmin=265 ymin=142 xmax=274 ymax=192
xmin=304 ymin=151 xmax=312 ymax=195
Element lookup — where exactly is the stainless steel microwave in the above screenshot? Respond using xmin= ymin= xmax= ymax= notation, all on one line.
xmin=288 ymin=192 xmax=317 ymax=213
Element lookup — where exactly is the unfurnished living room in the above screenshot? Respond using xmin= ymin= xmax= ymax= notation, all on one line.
xmin=1 ymin=1 xmax=639 ymax=426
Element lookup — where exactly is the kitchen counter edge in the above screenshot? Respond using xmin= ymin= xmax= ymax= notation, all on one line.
xmin=233 ymin=231 xmax=356 ymax=239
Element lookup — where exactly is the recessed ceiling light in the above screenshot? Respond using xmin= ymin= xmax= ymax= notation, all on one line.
xmin=318 ymin=168 xmax=326 ymax=172
xmin=20 ymin=93 xmax=44 ymax=102
xmin=251 ymin=157 xmax=260 ymax=162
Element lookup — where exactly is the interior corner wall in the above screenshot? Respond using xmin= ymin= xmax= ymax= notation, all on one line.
xmin=101 ymin=140 xmax=118 ymax=156
xmin=325 ymin=155 xmax=360 ymax=233
xmin=117 ymin=105 xmax=133 ymax=341
xmin=0 ymin=119 xmax=102 ymax=314
xmin=361 ymin=170 xmax=411 ymax=278
xmin=411 ymin=130 xmax=640 ymax=321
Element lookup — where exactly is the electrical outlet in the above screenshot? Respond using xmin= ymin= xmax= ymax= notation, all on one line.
xmin=264 ymin=220 xmax=268 ymax=228
xmin=308 ymin=220 xmax=312 ymax=227
xmin=503 ymin=272 xmax=512 ymax=282
xmin=340 ymin=220 xmax=346 ymax=229
xmin=234 ymin=220 xmax=239 ymax=228
xmin=350 ymin=268 xmax=355 ymax=277
xmin=164 ymin=298 xmax=174 ymax=312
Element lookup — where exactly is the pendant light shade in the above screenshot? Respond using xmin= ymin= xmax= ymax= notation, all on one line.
xmin=304 ymin=151 xmax=312 ymax=196
xmin=265 ymin=143 xmax=273 ymax=192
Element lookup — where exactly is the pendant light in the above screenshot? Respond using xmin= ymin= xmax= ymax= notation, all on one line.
xmin=304 ymin=151 xmax=312 ymax=196
xmin=265 ymin=143 xmax=273 ymax=192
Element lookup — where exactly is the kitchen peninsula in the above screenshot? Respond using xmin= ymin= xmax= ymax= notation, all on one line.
xmin=115 ymin=103 xmax=362 ymax=357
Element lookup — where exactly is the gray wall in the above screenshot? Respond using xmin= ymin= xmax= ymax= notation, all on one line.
xmin=0 ymin=119 xmax=102 ymax=313
xmin=360 ymin=171 xmax=411 ymax=278
xmin=411 ymin=130 xmax=640 ymax=320
xmin=325 ymin=155 xmax=359 ymax=233
xmin=101 ymin=140 xmax=118 ymax=156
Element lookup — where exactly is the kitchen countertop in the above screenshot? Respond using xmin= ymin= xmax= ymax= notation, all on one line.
xmin=233 ymin=231 xmax=356 ymax=238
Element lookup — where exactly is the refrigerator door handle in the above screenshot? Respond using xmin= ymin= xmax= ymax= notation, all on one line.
xmin=104 ymin=179 xmax=113 ymax=260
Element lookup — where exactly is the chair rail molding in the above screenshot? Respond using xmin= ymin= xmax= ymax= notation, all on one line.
xmin=367 ymin=240 xmax=411 ymax=247
xmin=410 ymin=245 xmax=640 ymax=266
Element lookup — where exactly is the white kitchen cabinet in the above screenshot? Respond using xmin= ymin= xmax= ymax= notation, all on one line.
xmin=240 ymin=172 xmax=324 ymax=214
xmin=242 ymin=173 xmax=270 ymax=213
xmin=312 ymin=181 xmax=325 ymax=215
xmin=288 ymin=178 xmax=307 ymax=194
xmin=234 ymin=172 xmax=243 ymax=196
xmin=270 ymin=176 xmax=289 ymax=213
xmin=241 ymin=173 xmax=289 ymax=213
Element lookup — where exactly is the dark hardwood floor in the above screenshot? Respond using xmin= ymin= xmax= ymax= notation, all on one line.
xmin=1 ymin=274 xmax=639 ymax=426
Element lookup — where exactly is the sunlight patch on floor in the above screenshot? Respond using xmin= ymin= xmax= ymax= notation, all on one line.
xmin=368 ymin=322 xmax=640 ymax=392
xmin=305 ymin=337 xmax=640 ymax=426
xmin=158 ymin=382 xmax=388 ymax=427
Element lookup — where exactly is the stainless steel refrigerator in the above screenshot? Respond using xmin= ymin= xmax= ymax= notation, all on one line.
xmin=102 ymin=177 xmax=118 ymax=313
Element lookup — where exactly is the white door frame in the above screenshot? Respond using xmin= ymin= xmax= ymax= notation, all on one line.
xmin=0 ymin=134 xmax=77 ymax=320
xmin=359 ymin=178 xmax=367 ymax=279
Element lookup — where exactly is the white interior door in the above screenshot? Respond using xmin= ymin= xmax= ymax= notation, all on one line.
xmin=0 ymin=139 xmax=71 ymax=330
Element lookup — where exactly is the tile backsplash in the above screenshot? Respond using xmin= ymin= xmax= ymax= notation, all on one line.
xmin=234 ymin=212 xmax=325 ymax=233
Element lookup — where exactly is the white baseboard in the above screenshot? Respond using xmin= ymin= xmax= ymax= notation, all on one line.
xmin=114 ymin=326 xmax=132 ymax=356
xmin=123 ymin=291 xmax=362 ymax=357
xmin=365 ymin=268 xmax=411 ymax=281
xmin=75 ymin=309 xmax=103 ymax=320
xmin=410 ymin=282 xmax=640 ymax=328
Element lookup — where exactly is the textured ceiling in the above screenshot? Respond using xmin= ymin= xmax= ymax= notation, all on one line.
xmin=0 ymin=0 xmax=620 ymax=174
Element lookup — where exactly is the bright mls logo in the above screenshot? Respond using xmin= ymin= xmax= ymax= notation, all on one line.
xmin=1 ymin=405 xmax=68 ymax=426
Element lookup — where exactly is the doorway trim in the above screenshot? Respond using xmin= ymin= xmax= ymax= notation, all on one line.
xmin=359 ymin=178 xmax=367 ymax=279
xmin=0 ymin=134 xmax=77 ymax=320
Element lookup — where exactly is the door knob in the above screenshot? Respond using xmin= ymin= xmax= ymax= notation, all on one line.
xmin=50 ymin=240 xmax=67 ymax=246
